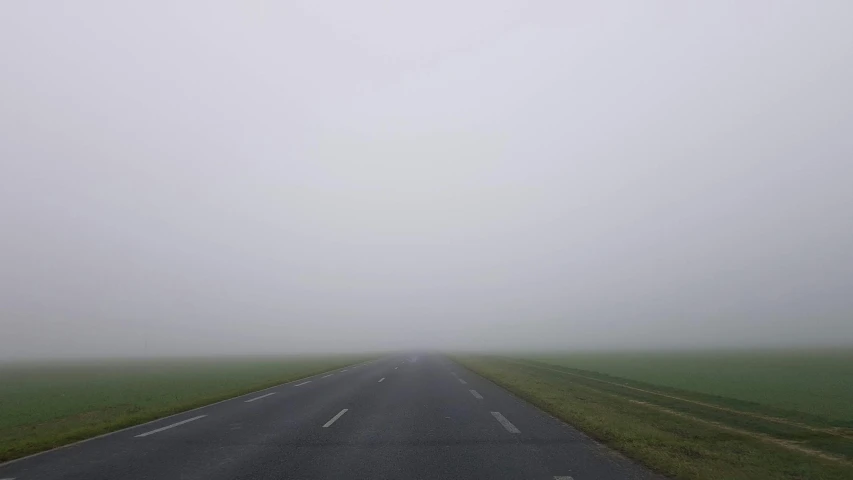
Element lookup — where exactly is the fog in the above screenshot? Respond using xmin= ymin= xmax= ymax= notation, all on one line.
xmin=2 ymin=2 xmax=852 ymax=359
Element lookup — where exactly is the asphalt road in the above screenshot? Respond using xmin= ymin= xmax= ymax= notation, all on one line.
xmin=0 ymin=355 xmax=662 ymax=480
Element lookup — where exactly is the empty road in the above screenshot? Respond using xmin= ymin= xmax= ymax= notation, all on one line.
xmin=0 ymin=355 xmax=661 ymax=479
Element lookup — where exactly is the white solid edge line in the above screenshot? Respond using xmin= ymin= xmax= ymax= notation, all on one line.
xmin=378 ymin=377 xmax=385 ymax=382
xmin=323 ymin=409 xmax=349 ymax=428
xmin=458 ymin=378 xmax=468 ymax=385
xmin=294 ymin=381 xmax=312 ymax=387
xmin=135 ymin=415 xmax=207 ymax=438
xmin=491 ymin=412 xmax=521 ymax=434
xmin=244 ymin=392 xmax=276 ymax=403
xmin=469 ymin=389 xmax=483 ymax=399
xmin=0 ymin=358 xmax=377 ymax=468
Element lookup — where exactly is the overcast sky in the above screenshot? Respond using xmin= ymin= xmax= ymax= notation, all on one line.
xmin=1 ymin=1 xmax=852 ymax=358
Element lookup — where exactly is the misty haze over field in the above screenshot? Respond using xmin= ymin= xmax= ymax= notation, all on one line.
xmin=1 ymin=2 xmax=852 ymax=359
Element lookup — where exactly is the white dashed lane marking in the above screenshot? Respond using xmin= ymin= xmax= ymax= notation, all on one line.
xmin=135 ymin=415 xmax=207 ymax=438
xmin=378 ymin=377 xmax=385 ymax=382
xmin=458 ymin=378 xmax=467 ymax=385
xmin=469 ymin=389 xmax=483 ymax=399
xmin=294 ymin=381 xmax=312 ymax=387
xmin=323 ymin=409 xmax=349 ymax=428
xmin=491 ymin=412 xmax=521 ymax=434
xmin=244 ymin=392 xmax=276 ymax=403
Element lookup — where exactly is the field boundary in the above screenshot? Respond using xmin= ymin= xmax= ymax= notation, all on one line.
xmin=0 ymin=358 xmax=374 ymax=467
xmin=623 ymin=398 xmax=853 ymax=466
xmin=505 ymin=358 xmax=853 ymax=440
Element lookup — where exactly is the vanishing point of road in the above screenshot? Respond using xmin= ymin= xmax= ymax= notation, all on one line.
xmin=0 ymin=355 xmax=662 ymax=480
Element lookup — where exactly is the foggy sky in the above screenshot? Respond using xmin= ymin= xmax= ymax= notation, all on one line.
xmin=2 ymin=2 xmax=852 ymax=359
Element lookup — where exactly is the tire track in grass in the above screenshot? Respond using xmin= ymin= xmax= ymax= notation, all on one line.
xmin=625 ymin=399 xmax=853 ymax=467
xmin=504 ymin=358 xmax=853 ymax=441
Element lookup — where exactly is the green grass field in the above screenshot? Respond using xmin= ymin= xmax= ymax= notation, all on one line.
xmin=532 ymin=349 xmax=853 ymax=423
xmin=0 ymin=355 xmax=369 ymax=462
xmin=456 ymin=349 xmax=853 ymax=480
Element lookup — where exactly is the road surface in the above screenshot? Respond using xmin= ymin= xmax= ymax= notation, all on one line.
xmin=0 ymin=355 xmax=662 ymax=479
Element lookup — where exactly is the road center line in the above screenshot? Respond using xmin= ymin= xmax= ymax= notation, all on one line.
xmin=244 ymin=392 xmax=276 ymax=403
xmin=378 ymin=377 xmax=385 ymax=382
xmin=294 ymin=381 xmax=312 ymax=387
xmin=458 ymin=378 xmax=468 ymax=385
xmin=491 ymin=412 xmax=521 ymax=434
xmin=323 ymin=409 xmax=349 ymax=428
xmin=135 ymin=415 xmax=207 ymax=437
xmin=469 ymin=389 xmax=483 ymax=399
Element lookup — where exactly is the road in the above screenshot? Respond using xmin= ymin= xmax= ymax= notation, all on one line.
xmin=0 ymin=355 xmax=662 ymax=480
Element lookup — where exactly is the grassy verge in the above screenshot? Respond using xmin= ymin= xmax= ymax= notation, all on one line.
xmin=455 ymin=355 xmax=853 ymax=480
xmin=531 ymin=349 xmax=853 ymax=424
xmin=0 ymin=355 xmax=371 ymax=462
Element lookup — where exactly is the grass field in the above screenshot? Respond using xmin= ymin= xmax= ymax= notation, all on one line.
xmin=0 ymin=355 xmax=369 ymax=462
xmin=533 ymin=349 xmax=853 ymax=423
xmin=456 ymin=349 xmax=853 ymax=480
